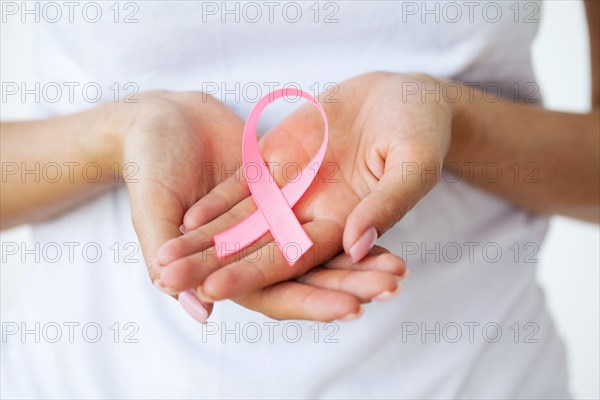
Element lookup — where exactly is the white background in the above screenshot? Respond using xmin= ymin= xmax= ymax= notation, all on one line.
xmin=1 ymin=1 xmax=599 ymax=398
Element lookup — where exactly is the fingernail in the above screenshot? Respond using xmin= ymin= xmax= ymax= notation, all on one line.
xmin=398 ymin=269 xmax=410 ymax=282
xmin=179 ymin=290 xmax=209 ymax=323
xmin=196 ymin=286 xmax=215 ymax=303
xmin=349 ymin=227 xmax=378 ymax=263
xmin=179 ymin=224 xmax=188 ymax=234
xmin=372 ymin=286 xmax=400 ymax=302
xmin=339 ymin=306 xmax=364 ymax=322
xmin=153 ymin=279 xmax=179 ymax=296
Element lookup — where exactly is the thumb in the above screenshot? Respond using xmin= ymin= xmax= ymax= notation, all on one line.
xmin=178 ymin=290 xmax=214 ymax=324
xmin=129 ymin=189 xmax=182 ymax=283
xmin=343 ymin=159 xmax=440 ymax=263
xmin=130 ymin=188 xmax=214 ymax=322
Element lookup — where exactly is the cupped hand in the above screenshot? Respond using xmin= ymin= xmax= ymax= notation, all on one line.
xmin=157 ymin=71 xmax=454 ymax=317
xmin=118 ymin=91 xmax=406 ymax=322
xmin=118 ymin=91 xmax=243 ymax=315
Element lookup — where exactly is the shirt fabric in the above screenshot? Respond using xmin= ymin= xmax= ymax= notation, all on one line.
xmin=1 ymin=2 xmax=569 ymax=399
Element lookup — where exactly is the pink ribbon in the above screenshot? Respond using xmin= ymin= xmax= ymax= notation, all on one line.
xmin=214 ymin=88 xmax=329 ymax=266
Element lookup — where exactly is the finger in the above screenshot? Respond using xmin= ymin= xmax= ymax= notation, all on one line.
xmin=161 ymin=239 xmax=406 ymax=300
xmin=157 ymin=221 xmax=280 ymax=293
xmin=157 ymin=225 xmax=214 ymax=266
xmin=297 ymin=268 xmax=399 ymax=302
xmin=129 ymin=189 xmax=183 ymax=284
xmin=181 ymin=166 xmax=249 ymax=232
xmin=157 ymin=242 xmax=222 ymax=293
xmin=158 ymin=164 xmax=318 ymax=266
xmin=130 ymin=188 xmax=211 ymax=319
xmin=199 ymin=219 xmax=343 ymax=301
xmin=157 ymin=190 xmax=260 ymax=266
xmin=343 ymin=154 xmax=440 ymax=263
xmin=324 ymin=245 xmax=407 ymax=276
xmin=235 ymin=281 xmax=363 ymax=322
xmin=178 ymin=289 xmax=215 ymax=323
xmin=297 ymin=249 xmax=407 ymax=302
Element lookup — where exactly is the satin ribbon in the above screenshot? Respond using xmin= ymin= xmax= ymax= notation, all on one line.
xmin=214 ymin=88 xmax=329 ymax=266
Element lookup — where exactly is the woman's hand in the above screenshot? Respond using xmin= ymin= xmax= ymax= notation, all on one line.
xmin=1 ymin=88 xmax=409 ymax=323
xmin=116 ymin=92 xmax=243 ymax=283
xmin=113 ymin=91 xmax=406 ymax=322
xmin=157 ymin=72 xmax=455 ymax=314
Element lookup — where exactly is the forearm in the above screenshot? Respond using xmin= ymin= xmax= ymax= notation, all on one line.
xmin=448 ymin=89 xmax=600 ymax=222
xmin=0 ymin=104 xmax=123 ymax=229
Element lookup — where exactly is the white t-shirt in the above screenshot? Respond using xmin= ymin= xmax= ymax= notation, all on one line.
xmin=1 ymin=1 xmax=570 ymax=398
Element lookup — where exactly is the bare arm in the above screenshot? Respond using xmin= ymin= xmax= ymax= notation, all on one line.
xmin=1 ymin=92 xmax=402 ymax=322
xmin=446 ymin=2 xmax=600 ymax=223
xmin=0 ymin=105 xmax=121 ymax=229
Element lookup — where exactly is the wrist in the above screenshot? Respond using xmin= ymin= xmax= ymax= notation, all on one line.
xmin=406 ymin=73 xmax=470 ymax=164
xmin=82 ymin=101 xmax=132 ymax=183
xmin=445 ymin=80 xmax=475 ymax=165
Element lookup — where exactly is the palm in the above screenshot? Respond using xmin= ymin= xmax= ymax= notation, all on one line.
xmin=131 ymin=90 xmax=406 ymax=322
xmin=259 ymin=71 xmax=449 ymax=255
xmin=155 ymin=73 xmax=445 ymax=309
xmin=123 ymin=92 xmax=243 ymax=274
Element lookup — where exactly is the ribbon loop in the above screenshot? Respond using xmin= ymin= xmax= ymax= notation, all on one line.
xmin=214 ymin=88 xmax=329 ymax=266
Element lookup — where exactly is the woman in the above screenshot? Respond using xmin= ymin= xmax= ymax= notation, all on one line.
xmin=2 ymin=1 xmax=598 ymax=398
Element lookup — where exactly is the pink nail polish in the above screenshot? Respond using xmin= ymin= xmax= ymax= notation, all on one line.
xmin=339 ymin=306 xmax=364 ymax=322
xmin=349 ymin=227 xmax=378 ymax=263
xmin=372 ymin=286 xmax=400 ymax=302
xmin=398 ymin=269 xmax=410 ymax=282
xmin=179 ymin=290 xmax=209 ymax=323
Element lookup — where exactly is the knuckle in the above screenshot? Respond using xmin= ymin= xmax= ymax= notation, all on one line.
xmin=165 ymin=237 xmax=185 ymax=255
xmin=147 ymin=266 xmax=160 ymax=283
xmin=381 ymin=200 xmax=409 ymax=232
